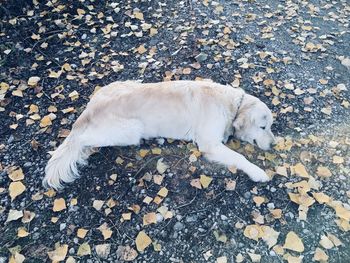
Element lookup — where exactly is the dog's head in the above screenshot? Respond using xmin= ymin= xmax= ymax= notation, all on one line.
xmin=233 ymin=94 xmax=276 ymax=150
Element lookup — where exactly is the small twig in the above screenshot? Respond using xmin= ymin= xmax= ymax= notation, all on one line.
xmin=174 ymin=193 xmax=197 ymax=209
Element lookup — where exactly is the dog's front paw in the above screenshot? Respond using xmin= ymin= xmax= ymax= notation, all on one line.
xmin=246 ymin=165 xmax=270 ymax=182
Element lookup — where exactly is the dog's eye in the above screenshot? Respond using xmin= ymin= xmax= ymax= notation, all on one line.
xmin=260 ymin=126 xmax=266 ymax=130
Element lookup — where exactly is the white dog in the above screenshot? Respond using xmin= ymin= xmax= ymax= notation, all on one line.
xmin=43 ymin=80 xmax=276 ymax=190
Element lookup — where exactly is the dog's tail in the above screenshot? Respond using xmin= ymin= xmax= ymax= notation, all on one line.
xmin=43 ymin=116 xmax=91 ymax=190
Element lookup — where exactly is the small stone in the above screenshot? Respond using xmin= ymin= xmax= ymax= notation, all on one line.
xmin=195 ymin=53 xmax=208 ymax=62
xmin=173 ymin=222 xmax=184 ymax=231
xmin=95 ymin=244 xmax=111 ymax=259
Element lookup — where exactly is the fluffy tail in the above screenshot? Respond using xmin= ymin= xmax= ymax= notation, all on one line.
xmin=43 ymin=133 xmax=90 ymax=190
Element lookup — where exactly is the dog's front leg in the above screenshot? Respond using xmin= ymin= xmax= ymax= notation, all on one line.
xmin=199 ymin=143 xmax=270 ymax=182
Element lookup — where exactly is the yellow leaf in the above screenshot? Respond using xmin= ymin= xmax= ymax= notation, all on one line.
xmin=28 ymin=76 xmax=40 ymax=86
xmin=313 ymin=247 xmax=329 ymax=262
xmin=283 ymin=231 xmax=304 ymax=252
xmin=275 ymin=166 xmax=288 ymax=177
xmin=122 ymin=213 xmax=132 ymax=220
xmin=143 ymin=212 xmax=157 ymax=226
xmin=292 ymin=163 xmax=309 ymax=178
xmin=135 ymin=231 xmax=152 ymax=251
xmin=243 ymin=224 xmax=262 ymax=241
xmin=332 ymin=155 xmax=344 ymax=164
xmin=151 ymin=147 xmax=162 ymax=155
xmin=134 ymin=11 xmax=144 ymax=20
xmin=77 ymin=242 xmax=91 ymax=256
xmin=8 ymin=168 xmax=24 ymax=181
xmin=143 ymin=196 xmax=153 ymax=204
xmin=253 ymin=196 xmax=265 ymax=206
xmin=200 ymin=174 xmax=212 ymax=188
xmin=270 ymin=209 xmax=282 ymax=219
xmin=53 ymin=198 xmax=66 ymax=212
xmin=77 ymin=228 xmax=88 ymax=238
xmin=12 ymin=90 xmax=23 ymax=97
xmin=9 ymin=252 xmax=25 ymax=263
xmin=288 ymin=193 xmax=315 ymax=207
xmin=335 ymin=205 xmax=350 ymax=221
xmin=29 ymin=104 xmax=39 ymax=114
xmin=150 ymin=27 xmax=158 ymax=36
xmin=92 ymin=200 xmax=104 ymax=211
xmin=40 ymin=115 xmax=52 ymax=127
xmin=312 ymin=192 xmax=331 ymax=204
xmin=47 ymin=244 xmax=68 ymax=262
xmin=139 ymin=149 xmax=149 ymax=158
xmin=157 ymin=187 xmax=168 ymax=197
xmin=9 ymin=181 xmax=26 ymax=201
xmin=319 ymin=235 xmax=334 ymax=249
xmin=137 ymin=45 xmax=147 ymax=54
xmin=17 ymin=227 xmax=29 ymax=238
xmin=316 ymin=166 xmax=332 ymax=178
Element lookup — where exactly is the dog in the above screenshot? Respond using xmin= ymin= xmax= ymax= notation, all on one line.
xmin=43 ymin=80 xmax=276 ymax=190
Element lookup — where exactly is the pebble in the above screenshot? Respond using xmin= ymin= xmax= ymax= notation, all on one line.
xmin=244 ymin=192 xmax=251 ymax=199
xmin=60 ymin=223 xmax=66 ymax=231
xmin=195 ymin=53 xmax=208 ymax=62
xmin=173 ymin=222 xmax=184 ymax=231
xmin=185 ymin=215 xmax=198 ymax=222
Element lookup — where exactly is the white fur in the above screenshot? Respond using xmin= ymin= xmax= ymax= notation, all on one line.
xmin=43 ymin=80 xmax=276 ymax=190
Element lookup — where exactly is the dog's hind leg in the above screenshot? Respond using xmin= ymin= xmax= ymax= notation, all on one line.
xmin=43 ymin=112 xmax=144 ymax=190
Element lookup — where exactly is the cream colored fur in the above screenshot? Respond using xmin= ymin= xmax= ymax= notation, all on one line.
xmin=43 ymin=80 xmax=276 ymax=190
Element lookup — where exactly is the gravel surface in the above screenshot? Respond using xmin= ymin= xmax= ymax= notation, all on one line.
xmin=0 ymin=0 xmax=349 ymax=262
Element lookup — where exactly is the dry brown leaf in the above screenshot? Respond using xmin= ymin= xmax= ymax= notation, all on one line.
xmin=9 ymin=181 xmax=26 ymax=201
xmin=156 ymin=158 xmax=168 ymax=174
xmin=316 ymin=166 xmax=332 ymax=178
xmin=243 ymin=224 xmax=262 ymax=241
xmin=8 ymin=168 xmax=24 ymax=181
xmin=312 ymin=192 xmax=331 ymax=204
xmin=53 ymin=198 xmax=66 ymax=212
xmin=190 ymin=178 xmax=202 ymax=189
xmin=28 ymin=76 xmax=40 ymax=86
xmin=77 ymin=228 xmax=88 ymax=239
xmin=22 ymin=210 xmax=35 ymax=223
xmin=292 ymin=163 xmax=309 ymax=178
xmin=122 ymin=213 xmax=132 ymax=220
xmin=157 ymin=187 xmax=168 ymax=197
xmin=93 ymin=200 xmax=104 ymax=211
xmin=319 ymin=235 xmax=334 ymax=249
xmin=332 ymin=156 xmax=344 ymax=164
xmin=313 ymin=247 xmax=329 ymax=262
xmin=253 ymin=196 xmax=265 ymax=206
xmin=135 ymin=231 xmax=152 ymax=252
xmin=224 ymin=179 xmax=236 ymax=191
xmin=47 ymin=244 xmax=68 ymax=262
xmin=283 ymin=231 xmax=304 ymax=252
xmin=143 ymin=212 xmax=157 ymax=226
xmin=139 ymin=149 xmax=149 ymax=158
xmin=17 ymin=227 xmax=29 ymax=238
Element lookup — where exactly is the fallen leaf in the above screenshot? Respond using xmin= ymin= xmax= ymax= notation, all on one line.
xmin=77 ymin=228 xmax=88 ymax=239
xmin=156 ymin=158 xmax=169 ymax=174
xmin=333 ymin=156 xmax=344 ymax=164
xmin=248 ymin=253 xmax=261 ymax=263
xmin=283 ymin=231 xmax=304 ymax=252
xmin=17 ymin=227 xmax=29 ymax=238
xmin=190 ymin=178 xmax=202 ymax=189
xmin=313 ymin=247 xmax=329 ymax=262
xmin=244 ymin=224 xmax=262 ymax=241
xmin=312 ymin=192 xmax=331 ymax=204
xmin=97 ymin=223 xmax=113 ymax=240
xmin=316 ymin=166 xmax=332 ymax=178
xmin=9 ymin=181 xmax=26 ymax=201
xmin=95 ymin=244 xmax=111 ymax=259
xmin=117 ymin=245 xmax=138 ymax=261
xmin=22 ymin=210 xmax=35 ymax=223
xmin=47 ymin=244 xmax=68 ymax=262
xmin=200 ymin=174 xmax=213 ymax=188
xmin=319 ymin=235 xmax=334 ymax=249
xmin=53 ymin=198 xmax=66 ymax=212
xmin=224 ymin=179 xmax=236 ymax=191
xmin=292 ymin=163 xmax=309 ymax=178
xmin=157 ymin=187 xmax=168 ymax=197
xmin=143 ymin=212 xmax=157 ymax=226
xmin=8 ymin=168 xmax=24 ymax=181
xmin=135 ymin=231 xmax=152 ymax=252
xmin=93 ymin=200 xmax=104 ymax=211
xmin=122 ymin=213 xmax=132 ymax=220
xmin=77 ymin=242 xmax=91 ymax=256
xmin=253 ymin=196 xmax=265 ymax=206
xmin=9 ymin=252 xmax=25 ymax=263
xmin=28 ymin=76 xmax=40 ymax=86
